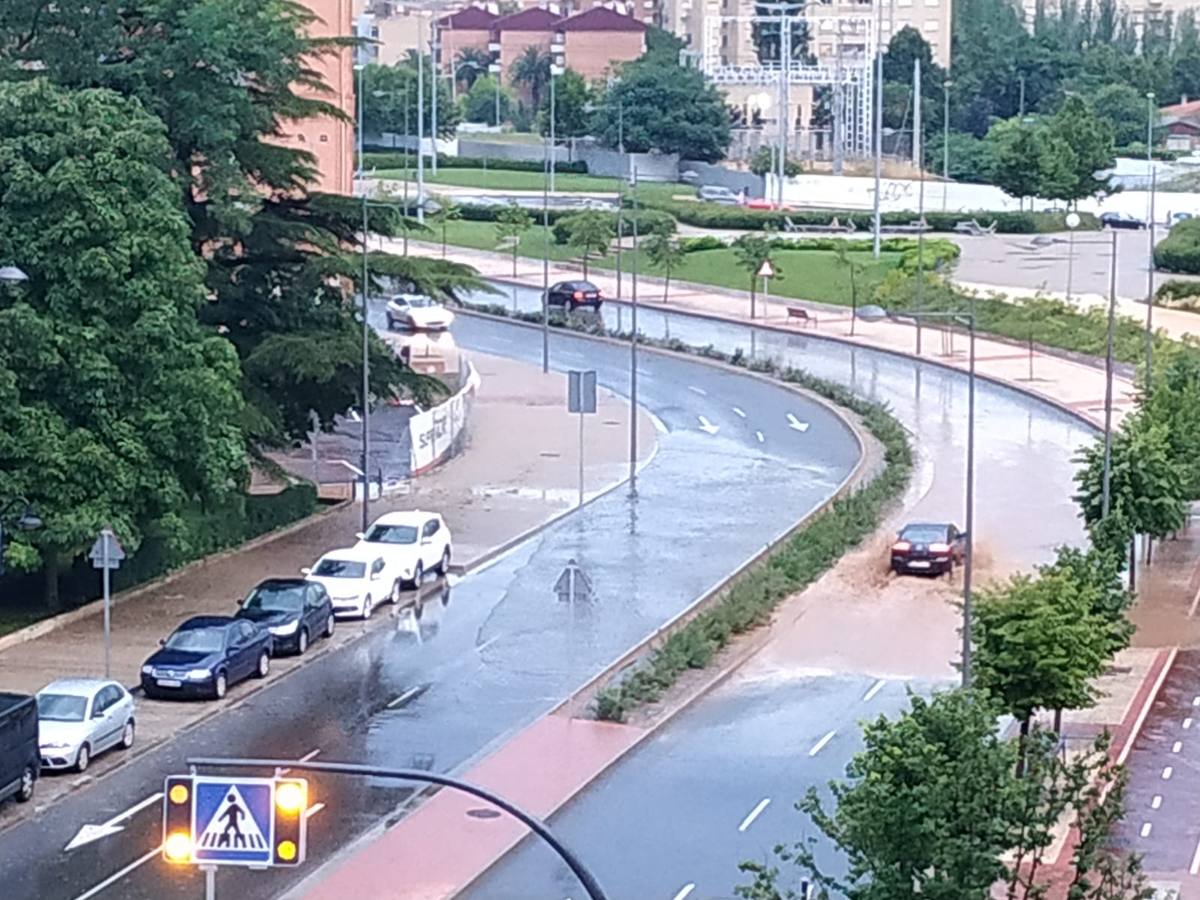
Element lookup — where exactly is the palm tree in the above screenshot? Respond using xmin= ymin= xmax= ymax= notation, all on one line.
xmin=510 ymin=46 xmax=551 ymax=108
xmin=455 ymin=47 xmax=492 ymax=91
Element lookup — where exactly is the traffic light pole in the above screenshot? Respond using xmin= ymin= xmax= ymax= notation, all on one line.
xmin=203 ymin=865 xmax=216 ymax=900
xmin=187 ymin=757 xmax=610 ymax=900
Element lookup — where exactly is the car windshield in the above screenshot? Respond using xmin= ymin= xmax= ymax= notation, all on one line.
xmin=243 ymin=584 xmax=304 ymax=613
xmin=37 ymin=694 xmax=88 ymax=722
xmin=901 ymin=525 xmax=949 ymax=543
xmin=363 ymin=524 xmax=418 ymax=545
xmin=165 ymin=627 xmax=226 ymax=654
xmin=314 ymin=559 xmax=367 ymax=578
xmin=408 ymin=297 xmax=437 ymax=308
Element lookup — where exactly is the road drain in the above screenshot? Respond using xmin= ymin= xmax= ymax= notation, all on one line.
xmin=466 ymin=808 xmax=501 ymax=820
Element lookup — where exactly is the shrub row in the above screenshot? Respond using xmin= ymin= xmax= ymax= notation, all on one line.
xmin=550 ymin=209 xmax=676 ymax=244
xmin=457 ymin=302 xmax=913 ymax=723
xmin=364 ymin=151 xmax=588 ymax=175
xmin=1154 ymin=218 xmax=1200 ymax=274
xmin=1154 ymin=278 xmax=1200 ymax=312
xmin=635 ymin=197 xmax=1100 ymax=235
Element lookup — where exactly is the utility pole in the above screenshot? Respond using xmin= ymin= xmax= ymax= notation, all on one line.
xmin=1101 ymin=229 xmax=1118 ymax=519
xmin=872 ymin=0 xmax=884 ymax=258
xmin=416 ymin=19 xmax=426 ymax=225
xmin=942 ymin=79 xmax=951 ymax=211
xmin=630 ymin=166 xmax=640 ymax=498
xmin=429 ymin=17 xmax=438 ymax=175
xmin=1146 ymin=91 xmax=1157 ymax=391
xmin=915 ymin=58 xmax=924 ymax=356
xmin=542 ymin=130 xmax=550 ymax=373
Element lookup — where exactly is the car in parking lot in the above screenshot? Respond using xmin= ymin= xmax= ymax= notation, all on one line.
xmin=0 ymin=693 xmax=38 ymax=805
xmin=697 ymin=185 xmax=741 ymax=205
xmin=545 ymin=280 xmax=602 ymax=312
xmin=355 ymin=510 xmax=453 ymax=589
xmin=386 ymin=294 xmax=454 ymax=331
xmin=1099 ymin=211 xmax=1146 ymax=230
xmin=140 ymin=616 xmax=273 ymax=700
xmin=236 ymin=578 xmax=335 ymax=656
xmin=304 ymin=547 xmax=401 ymax=619
xmin=36 ymin=679 xmax=135 ymax=773
xmin=890 ymin=522 xmax=967 ymax=576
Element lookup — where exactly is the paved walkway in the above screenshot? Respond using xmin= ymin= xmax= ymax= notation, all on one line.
xmin=0 ymin=351 xmax=654 ymax=811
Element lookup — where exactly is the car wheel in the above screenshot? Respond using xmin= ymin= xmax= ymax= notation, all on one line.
xmin=76 ymin=744 xmax=91 ymax=773
xmin=121 ymin=720 xmax=135 ymax=750
xmin=15 ymin=766 xmax=34 ymax=803
xmin=297 ymin=628 xmax=309 ymax=655
xmin=362 ymin=595 xmax=373 ymax=620
xmin=409 ymin=562 xmax=424 ymax=590
xmin=386 ymin=315 xmax=396 ymax=330
xmin=391 ymin=579 xmax=403 ymax=604
xmin=591 ymin=302 xmax=601 ymax=311
xmin=255 ymin=651 xmax=270 ymax=679
xmin=213 ymin=671 xmax=228 ymax=700
xmin=324 ymin=614 xmax=335 ymax=638
xmin=437 ymin=547 xmax=451 ymax=576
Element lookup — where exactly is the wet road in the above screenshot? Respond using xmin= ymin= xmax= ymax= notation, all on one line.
xmin=2 ymin=315 xmax=859 ymax=900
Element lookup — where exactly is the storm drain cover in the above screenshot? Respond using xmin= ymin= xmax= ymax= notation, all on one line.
xmin=466 ymin=808 xmax=501 ymax=820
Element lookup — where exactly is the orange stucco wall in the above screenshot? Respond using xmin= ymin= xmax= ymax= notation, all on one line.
xmin=561 ymin=30 xmax=644 ymax=81
xmin=498 ymin=29 xmax=555 ymax=80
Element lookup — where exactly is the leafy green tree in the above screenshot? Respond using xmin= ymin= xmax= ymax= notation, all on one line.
xmin=643 ymin=232 xmax=686 ymax=303
xmin=1046 ymin=95 xmax=1116 ymax=202
xmin=986 ymin=117 xmax=1076 ymax=205
xmin=538 ymin=68 xmax=594 ymax=138
xmin=454 ymin=46 xmax=493 ymax=90
xmin=594 ymin=56 xmax=731 ymax=161
xmin=1038 ymin=544 xmax=1134 ymax=658
xmin=461 ymin=74 xmax=512 ymax=126
xmin=495 ymin=203 xmax=533 ymax=276
xmin=432 ymin=200 xmax=461 ymax=258
xmin=1141 ymin=348 xmax=1200 ymax=499
xmin=561 ymin=211 xmax=613 ymax=279
xmin=1089 ymin=83 xmax=1153 ymax=147
xmin=0 ymin=80 xmax=246 ymax=605
xmin=510 ymin=45 xmax=552 ymax=108
xmin=749 ymin=147 xmax=801 ymax=177
xmin=362 ymin=56 xmax=459 ymax=140
xmin=733 ymin=234 xmax=776 ymax=315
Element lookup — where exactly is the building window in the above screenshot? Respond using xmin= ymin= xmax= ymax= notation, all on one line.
xmin=320 ymin=134 xmax=329 ymax=142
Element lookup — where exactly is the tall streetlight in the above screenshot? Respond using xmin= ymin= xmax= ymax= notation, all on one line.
xmin=548 ymin=62 xmax=563 ymax=192
xmin=871 ymin=0 xmax=884 ymax=258
xmin=0 ymin=497 xmax=43 ymax=579
xmin=1102 ymin=228 xmax=1118 ymax=519
xmin=942 ymin=79 xmax=952 ymax=212
xmin=629 ymin=166 xmax=641 ymax=499
xmin=1065 ymin=211 xmax=1080 ymax=302
xmin=1146 ymin=91 xmax=1157 ymax=390
xmin=354 ymin=25 xmax=373 ymax=531
xmin=416 ymin=23 xmax=426 ymax=225
xmin=857 ymin=300 xmax=977 ymax=686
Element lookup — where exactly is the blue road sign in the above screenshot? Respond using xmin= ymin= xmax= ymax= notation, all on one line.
xmin=192 ymin=776 xmax=275 ymax=866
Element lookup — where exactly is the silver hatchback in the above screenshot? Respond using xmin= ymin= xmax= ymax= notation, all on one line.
xmin=36 ymin=679 xmax=135 ymax=772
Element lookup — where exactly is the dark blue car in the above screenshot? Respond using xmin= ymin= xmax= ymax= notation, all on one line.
xmin=235 ymin=578 xmax=335 ymax=656
xmin=140 ymin=616 xmax=273 ymax=701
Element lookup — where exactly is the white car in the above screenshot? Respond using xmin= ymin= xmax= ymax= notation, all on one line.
xmin=386 ymin=294 xmax=454 ymax=332
xmin=303 ymin=546 xmax=401 ymax=619
xmin=36 ymin=679 xmax=135 ymax=773
xmin=355 ymin=510 xmax=453 ymax=589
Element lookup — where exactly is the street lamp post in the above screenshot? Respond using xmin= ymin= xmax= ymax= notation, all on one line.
xmin=0 ymin=497 xmax=43 ymax=579
xmin=856 ymin=301 xmax=977 ymax=687
xmin=549 ymin=64 xmax=563 ymax=192
xmin=871 ymin=0 xmax=883 ymax=259
xmin=1065 ymin=211 xmax=1080 ymax=302
xmin=489 ymin=63 xmax=503 ymax=126
xmin=1146 ymin=91 xmax=1157 ymax=390
xmin=630 ymin=166 xmax=640 ymax=498
xmin=1102 ymin=228 xmax=1118 ymax=519
xmin=942 ymin=79 xmax=951 ymax=212
xmin=429 ymin=24 xmax=439 ymax=176
xmin=355 ymin=50 xmax=372 ymax=530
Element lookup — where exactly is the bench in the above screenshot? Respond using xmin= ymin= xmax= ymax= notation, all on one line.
xmin=953 ymin=218 xmax=998 ymax=236
xmin=786 ymin=306 xmax=818 ymax=327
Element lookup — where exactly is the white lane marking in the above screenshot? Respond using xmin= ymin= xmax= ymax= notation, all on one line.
xmin=1173 ymin=741 xmax=1183 ymax=753
xmin=280 ymin=748 xmax=321 ymax=775
xmin=477 ymin=634 xmax=502 ymax=654
xmin=304 ymin=802 xmax=326 ymax=819
xmin=1189 ymin=581 xmax=1200 ymax=617
xmin=862 ymin=679 xmax=887 ymax=702
xmin=1192 ymin=696 xmax=1200 ymax=707
xmin=786 ymin=413 xmax=810 ymax=432
xmin=809 ymin=730 xmax=837 ymax=757
xmin=671 ymin=885 xmax=696 ymax=900
xmin=697 ymin=415 xmax=719 ymax=435
xmin=1152 ymin=795 xmax=1163 ymax=809
xmin=1163 ymin=766 xmax=1174 ymax=780
xmin=688 ymin=386 xmax=707 ymax=396
xmin=65 ymin=793 xmax=164 ymax=851
xmin=334 ymin=459 xmax=365 ymax=476
xmin=738 ymin=798 xmax=771 ymax=832
xmin=1141 ymin=822 xmax=1153 ymax=838
xmin=1118 ymin=648 xmax=1178 ymax=768
xmin=1186 ymin=718 xmax=1194 ymax=730
xmin=471 ymin=540 xmax=527 ymax=577
xmin=732 ymin=407 xmax=746 ymax=418
xmin=755 ymin=430 xmax=764 ymax=443
xmin=73 ymin=846 xmax=161 ymax=900
xmin=109 ymin=793 xmax=162 ymax=826
xmin=348 ymin=409 xmax=361 ymax=423
xmin=388 ymin=686 xmax=424 ymax=709
xmin=648 ymin=412 xmax=669 ymax=434
xmin=1191 ymin=835 xmax=1200 ymax=875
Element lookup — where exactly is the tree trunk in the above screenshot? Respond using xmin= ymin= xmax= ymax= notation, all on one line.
xmin=1147 ymin=537 xmax=1153 ymax=564
xmin=1016 ymin=715 xmax=1031 ymax=777
xmin=512 ymin=247 xmax=518 ymax=277
xmin=1129 ymin=536 xmax=1137 ymax=592
xmin=441 ymin=224 xmax=447 ymax=258
xmin=663 ymin=269 xmax=671 ymax=304
xmin=582 ymin=253 xmax=588 ymax=280
xmin=43 ymin=547 xmax=62 ymax=613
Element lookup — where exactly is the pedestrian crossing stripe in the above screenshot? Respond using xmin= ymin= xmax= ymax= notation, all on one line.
xmin=196 ymin=785 xmax=267 ymax=850
xmin=192 ymin=778 xmax=274 ymax=864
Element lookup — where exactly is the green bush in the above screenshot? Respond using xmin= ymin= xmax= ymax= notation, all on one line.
xmin=1154 ymin=279 xmax=1200 ymax=312
xmin=363 ymin=151 xmax=588 ymax=174
xmin=1155 ymin=219 xmax=1200 ymax=274
xmin=551 ymin=209 xmax=675 ymax=244
xmin=680 ymin=235 xmax=726 ymax=253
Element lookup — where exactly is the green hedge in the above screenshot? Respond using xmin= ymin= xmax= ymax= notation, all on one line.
xmin=363 ymin=151 xmax=588 ymax=174
xmin=1154 ymin=278 xmax=1200 ymax=311
xmin=456 ymin=303 xmax=913 ymax=723
xmin=1154 ymin=219 xmax=1200 ymax=274
xmin=635 ymin=197 xmax=1099 ymax=235
xmin=551 ymin=209 xmax=675 ymax=244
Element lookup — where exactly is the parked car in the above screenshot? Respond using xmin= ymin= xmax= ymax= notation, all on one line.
xmin=304 ymin=547 xmax=400 ymax=619
xmin=545 ymin=280 xmax=602 ymax=312
xmin=236 ymin=578 xmax=335 ymax=656
xmin=1100 ymin=211 xmax=1146 ymax=230
xmin=890 ymin=522 xmax=968 ymax=576
xmin=1169 ymin=211 xmax=1193 ymax=227
xmin=697 ymin=185 xmax=741 ymax=205
xmin=140 ymin=616 xmax=272 ymax=700
xmin=386 ymin=294 xmax=454 ymax=331
xmin=0 ymin=693 xmax=38 ymax=804
xmin=355 ymin=510 xmax=453 ymax=589
xmin=36 ymin=679 xmax=135 ymax=773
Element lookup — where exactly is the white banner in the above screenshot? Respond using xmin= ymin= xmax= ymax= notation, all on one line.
xmin=409 ymin=361 xmax=481 ymax=476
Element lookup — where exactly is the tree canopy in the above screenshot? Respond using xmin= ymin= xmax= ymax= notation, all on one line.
xmin=362 ymin=56 xmax=459 ymax=140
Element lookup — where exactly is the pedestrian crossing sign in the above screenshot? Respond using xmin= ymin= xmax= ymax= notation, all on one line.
xmin=192 ymin=777 xmax=275 ymax=866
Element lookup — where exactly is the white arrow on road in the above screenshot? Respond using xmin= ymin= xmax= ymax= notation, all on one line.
xmin=697 ymin=415 xmax=720 ymax=435
xmin=65 ymin=792 xmax=162 ymax=851
xmin=787 ymin=413 xmax=810 ymax=433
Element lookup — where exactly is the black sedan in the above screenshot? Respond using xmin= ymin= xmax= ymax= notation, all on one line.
xmin=545 ymin=280 xmax=602 ymax=312
xmin=140 ymin=616 xmax=272 ymax=700
xmin=236 ymin=578 xmax=335 ymax=656
xmin=1100 ymin=211 xmax=1146 ymax=230
xmin=890 ymin=522 xmax=967 ymax=576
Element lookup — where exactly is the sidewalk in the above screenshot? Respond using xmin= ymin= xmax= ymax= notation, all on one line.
xmin=401 ymin=239 xmax=1140 ymax=433
xmin=0 ymin=351 xmax=655 ymax=813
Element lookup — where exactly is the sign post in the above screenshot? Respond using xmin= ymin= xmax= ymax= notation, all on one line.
xmin=88 ymin=528 xmax=125 ymax=678
xmin=567 ymin=370 xmax=598 ymax=507
xmin=755 ymin=258 xmax=775 ymax=320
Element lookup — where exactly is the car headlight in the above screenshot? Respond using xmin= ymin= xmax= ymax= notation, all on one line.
xmin=186 ymin=669 xmax=212 ymax=680
xmin=270 ymin=621 xmax=298 ymax=636
xmin=141 ymin=665 xmax=154 ymax=675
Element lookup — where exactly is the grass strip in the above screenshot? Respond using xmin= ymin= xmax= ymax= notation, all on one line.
xmin=460 ymin=302 xmax=914 ymax=723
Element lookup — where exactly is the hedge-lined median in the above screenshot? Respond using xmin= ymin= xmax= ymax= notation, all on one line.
xmin=458 ymin=302 xmax=914 ymax=723
xmin=1154 ymin=218 xmax=1200 ymax=274
xmin=364 ymin=151 xmax=589 ymax=174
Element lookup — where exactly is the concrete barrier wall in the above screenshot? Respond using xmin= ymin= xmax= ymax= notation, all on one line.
xmin=578 ymin=146 xmax=679 ymax=181
xmin=456 ymin=138 xmax=569 ymax=164
xmin=682 ymin=160 xmax=765 ymax=198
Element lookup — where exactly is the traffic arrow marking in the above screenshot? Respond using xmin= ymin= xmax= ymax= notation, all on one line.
xmin=787 ymin=413 xmax=810 ymax=433
xmin=697 ymin=416 xmax=720 ymax=435
xmin=65 ymin=792 xmax=162 ymax=852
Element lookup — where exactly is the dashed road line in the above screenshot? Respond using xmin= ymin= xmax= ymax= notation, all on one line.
xmin=755 ymin=431 xmax=764 ymax=443
xmin=1152 ymin=795 xmax=1163 ymax=809
xmin=1186 ymin=717 xmax=1194 ymax=730
xmin=738 ymin=798 xmax=771 ymax=833
xmin=1191 ymin=835 xmax=1200 ymax=875
xmin=1141 ymin=822 xmax=1153 ymax=838
xmin=304 ymin=802 xmax=326 ymax=819
xmin=72 ymin=846 xmax=161 ymax=900
xmin=809 ymin=730 xmax=837 ymax=757
xmin=732 ymin=407 xmax=746 ymax=418
xmin=688 ymin=386 xmax=707 ymax=396
xmin=862 ymin=679 xmax=887 ymax=703
xmin=1173 ymin=741 xmax=1183 ymax=753
xmin=671 ymin=884 xmax=696 ymax=900
xmin=1163 ymin=766 xmax=1174 ymax=780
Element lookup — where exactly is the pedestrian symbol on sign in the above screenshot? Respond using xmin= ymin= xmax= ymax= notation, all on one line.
xmin=192 ymin=778 xmax=274 ymax=865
